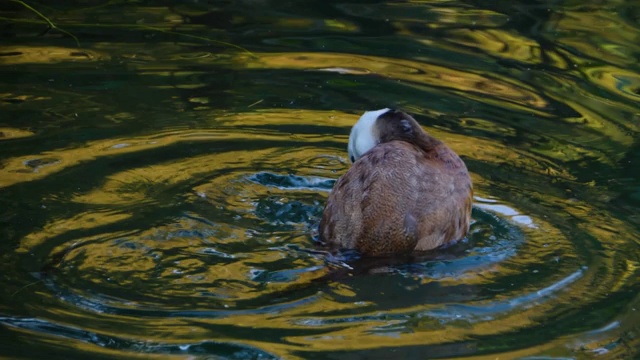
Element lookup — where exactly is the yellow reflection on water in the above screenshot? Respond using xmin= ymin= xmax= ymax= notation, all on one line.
xmin=447 ymin=29 xmax=541 ymax=64
xmin=70 ymin=148 xmax=273 ymax=206
xmin=0 ymin=46 xmax=104 ymax=65
xmin=0 ymin=108 xmax=361 ymax=189
xmin=585 ymin=66 xmax=640 ymax=102
xmin=219 ymin=109 xmax=349 ymax=127
xmin=0 ymin=130 xmax=270 ymax=188
xmin=17 ymin=212 xmax=132 ymax=253
xmin=556 ymin=10 xmax=640 ymax=66
xmin=0 ymin=127 xmax=35 ymax=140
xmin=238 ymin=52 xmax=548 ymax=110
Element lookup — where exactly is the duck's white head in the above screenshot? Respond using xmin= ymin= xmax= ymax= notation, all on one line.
xmin=347 ymin=108 xmax=391 ymax=163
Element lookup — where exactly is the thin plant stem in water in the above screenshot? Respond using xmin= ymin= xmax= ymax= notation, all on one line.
xmin=11 ymin=0 xmax=81 ymax=47
xmin=7 ymin=2 xmax=257 ymax=58
xmin=11 ymin=279 xmax=43 ymax=297
xmin=248 ymin=99 xmax=264 ymax=108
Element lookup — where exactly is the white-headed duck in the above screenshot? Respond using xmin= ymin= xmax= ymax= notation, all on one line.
xmin=319 ymin=108 xmax=473 ymax=256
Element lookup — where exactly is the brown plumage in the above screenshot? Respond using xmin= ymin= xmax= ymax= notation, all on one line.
xmin=319 ymin=109 xmax=473 ymax=256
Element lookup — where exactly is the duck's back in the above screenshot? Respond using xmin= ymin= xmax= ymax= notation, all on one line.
xmin=319 ymin=140 xmax=472 ymax=256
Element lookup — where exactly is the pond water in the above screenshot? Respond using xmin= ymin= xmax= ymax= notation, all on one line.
xmin=1 ymin=1 xmax=639 ymax=359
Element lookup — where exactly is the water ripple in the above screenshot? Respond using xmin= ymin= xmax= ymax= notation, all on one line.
xmin=1 ymin=1 xmax=639 ymax=358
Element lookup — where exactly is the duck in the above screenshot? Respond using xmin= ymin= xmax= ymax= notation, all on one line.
xmin=319 ymin=108 xmax=473 ymax=256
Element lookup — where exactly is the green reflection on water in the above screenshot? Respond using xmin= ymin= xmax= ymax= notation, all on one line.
xmin=0 ymin=0 xmax=639 ymax=359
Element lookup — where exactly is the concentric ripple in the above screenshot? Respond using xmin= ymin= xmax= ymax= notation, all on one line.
xmin=4 ymin=111 xmax=629 ymax=358
xmin=1 ymin=1 xmax=639 ymax=359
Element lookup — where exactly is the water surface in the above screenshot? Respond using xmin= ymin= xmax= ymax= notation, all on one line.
xmin=1 ymin=1 xmax=639 ymax=359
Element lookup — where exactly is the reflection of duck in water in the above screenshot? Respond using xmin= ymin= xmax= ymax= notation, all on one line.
xmin=319 ymin=108 xmax=473 ymax=256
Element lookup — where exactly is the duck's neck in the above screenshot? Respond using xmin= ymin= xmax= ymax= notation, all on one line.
xmin=410 ymin=129 xmax=443 ymax=153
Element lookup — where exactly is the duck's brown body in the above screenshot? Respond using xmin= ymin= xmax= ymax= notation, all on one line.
xmin=319 ymin=109 xmax=472 ymax=256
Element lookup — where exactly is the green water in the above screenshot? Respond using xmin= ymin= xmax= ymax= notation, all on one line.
xmin=1 ymin=1 xmax=639 ymax=358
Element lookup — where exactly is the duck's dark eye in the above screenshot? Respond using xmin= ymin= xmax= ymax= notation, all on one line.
xmin=350 ymin=155 xmax=356 ymax=163
xmin=399 ymin=119 xmax=413 ymax=134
